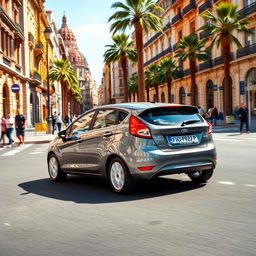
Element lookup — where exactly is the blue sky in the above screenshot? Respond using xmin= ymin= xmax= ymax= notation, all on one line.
xmin=45 ymin=0 xmax=116 ymax=86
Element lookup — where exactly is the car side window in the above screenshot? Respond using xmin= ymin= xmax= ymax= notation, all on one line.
xmin=92 ymin=109 xmax=117 ymax=130
xmin=68 ymin=111 xmax=95 ymax=137
xmin=118 ymin=111 xmax=128 ymax=124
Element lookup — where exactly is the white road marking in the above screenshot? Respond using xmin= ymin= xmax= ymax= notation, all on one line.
xmin=214 ymin=138 xmax=244 ymax=142
xmin=3 ymin=223 xmax=10 ymax=226
xmin=244 ymin=184 xmax=256 ymax=188
xmin=1 ymin=144 xmax=32 ymax=156
xmin=0 ymin=148 xmax=4 ymax=151
xmin=30 ymin=152 xmax=44 ymax=155
xmin=217 ymin=181 xmax=236 ymax=185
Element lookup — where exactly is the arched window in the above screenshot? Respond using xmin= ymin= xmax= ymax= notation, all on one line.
xmin=206 ymin=80 xmax=214 ymax=111
xmin=161 ymin=92 xmax=165 ymax=103
xmin=179 ymin=87 xmax=186 ymax=105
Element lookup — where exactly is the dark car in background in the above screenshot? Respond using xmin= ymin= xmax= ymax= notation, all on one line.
xmin=47 ymin=103 xmax=217 ymax=193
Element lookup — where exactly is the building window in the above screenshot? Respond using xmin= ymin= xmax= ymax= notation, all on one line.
xmin=245 ymin=27 xmax=256 ymax=46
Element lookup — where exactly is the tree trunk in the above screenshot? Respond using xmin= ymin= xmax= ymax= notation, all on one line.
xmin=189 ymin=59 xmax=196 ymax=106
xmin=133 ymin=93 xmax=135 ymax=102
xmin=134 ymin=22 xmax=146 ymax=102
xmin=128 ymin=94 xmax=131 ymax=102
xmin=222 ymin=36 xmax=232 ymax=115
xmin=146 ymin=87 xmax=149 ymax=102
xmin=167 ymin=77 xmax=172 ymax=103
xmin=120 ymin=56 xmax=128 ymax=102
xmin=154 ymin=85 xmax=159 ymax=102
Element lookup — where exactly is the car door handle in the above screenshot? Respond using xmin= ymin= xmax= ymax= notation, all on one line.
xmin=103 ymin=131 xmax=113 ymax=137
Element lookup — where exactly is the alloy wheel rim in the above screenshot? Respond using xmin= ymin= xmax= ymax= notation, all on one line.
xmin=49 ymin=157 xmax=58 ymax=179
xmin=110 ymin=162 xmax=125 ymax=190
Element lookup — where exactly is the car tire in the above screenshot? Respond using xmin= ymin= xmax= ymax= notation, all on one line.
xmin=48 ymin=154 xmax=67 ymax=182
xmin=108 ymin=157 xmax=135 ymax=194
xmin=187 ymin=169 xmax=214 ymax=183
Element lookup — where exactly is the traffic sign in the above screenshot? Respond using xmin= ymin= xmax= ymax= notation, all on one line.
xmin=11 ymin=84 xmax=20 ymax=93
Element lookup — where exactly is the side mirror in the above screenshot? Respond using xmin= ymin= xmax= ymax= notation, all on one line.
xmin=58 ymin=130 xmax=66 ymax=139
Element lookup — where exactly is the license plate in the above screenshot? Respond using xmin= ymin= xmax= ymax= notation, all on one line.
xmin=167 ymin=135 xmax=199 ymax=145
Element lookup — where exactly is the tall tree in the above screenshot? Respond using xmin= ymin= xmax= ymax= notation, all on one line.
xmin=199 ymin=2 xmax=251 ymax=115
xmin=146 ymin=64 xmax=161 ymax=102
xmin=128 ymin=73 xmax=138 ymax=102
xmin=49 ymin=60 xmax=83 ymax=115
xmin=158 ymin=57 xmax=183 ymax=103
xmin=109 ymin=0 xmax=163 ymax=102
xmin=104 ymin=34 xmax=137 ymax=102
xmin=175 ymin=35 xmax=209 ymax=106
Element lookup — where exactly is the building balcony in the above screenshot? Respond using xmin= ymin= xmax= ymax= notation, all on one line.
xmin=15 ymin=22 xmax=24 ymax=37
xmin=237 ymin=43 xmax=256 ymax=58
xmin=183 ymin=66 xmax=198 ymax=76
xmin=183 ymin=0 xmax=196 ymax=16
xmin=3 ymin=57 xmax=11 ymax=67
xmin=172 ymin=12 xmax=183 ymax=25
xmin=238 ymin=2 xmax=256 ymax=18
xmin=199 ymin=31 xmax=211 ymax=40
xmin=199 ymin=60 xmax=212 ymax=71
xmin=162 ymin=46 xmax=173 ymax=56
xmin=198 ymin=0 xmax=212 ymax=14
xmin=144 ymin=32 xmax=162 ymax=48
xmin=28 ymin=32 xmax=35 ymax=44
xmin=213 ymin=53 xmax=234 ymax=66
xmin=164 ymin=22 xmax=171 ymax=31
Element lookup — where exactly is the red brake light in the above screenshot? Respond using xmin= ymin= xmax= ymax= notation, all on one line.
xmin=129 ymin=116 xmax=152 ymax=139
xmin=206 ymin=121 xmax=212 ymax=135
xmin=138 ymin=166 xmax=155 ymax=171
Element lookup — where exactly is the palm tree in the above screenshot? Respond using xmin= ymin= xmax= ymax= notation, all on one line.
xmin=109 ymin=0 xmax=163 ymax=102
xmin=199 ymin=2 xmax=251 ymax=115
xmin=128 ymin=73 xmax=138 ymax=102
xmin=175 ymin=35 xmax=209 ymax=106
xmin=146 ymin=64 xmax=161 ymax=102
xmin=158 ymin=57 xmax=183 ymax=103
xmin=49 ymin=59 xmax=83 ymax=114
xmin=104 ymin=34 xmax=137 ymax=102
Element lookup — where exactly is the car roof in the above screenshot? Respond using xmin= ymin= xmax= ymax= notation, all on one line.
xmin=98 ymin=103 xmax=186 ymax=111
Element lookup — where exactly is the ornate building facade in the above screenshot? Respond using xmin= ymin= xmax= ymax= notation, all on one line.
xmin=59 ymin=14 xmax=95 ymax=112
xmin=0 ymin=0 xmax=26 ymax=118
xmin=141 ymin=0 xmax=256 ymax=117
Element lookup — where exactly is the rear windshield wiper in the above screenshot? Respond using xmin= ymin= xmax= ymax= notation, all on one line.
xmin=181 ymin=120 xmax=200 ymax=127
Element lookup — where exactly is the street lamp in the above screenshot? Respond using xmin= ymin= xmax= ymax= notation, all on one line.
xmin=44 ymin=26 xmax=52 ymax=134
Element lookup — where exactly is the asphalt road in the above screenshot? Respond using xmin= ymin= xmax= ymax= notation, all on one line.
xmin=0 ymin=133 xmax=255 ymax=256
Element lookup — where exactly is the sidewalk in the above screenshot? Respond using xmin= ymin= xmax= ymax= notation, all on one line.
xmin=212 ymin=116 xmax=256 ymax=133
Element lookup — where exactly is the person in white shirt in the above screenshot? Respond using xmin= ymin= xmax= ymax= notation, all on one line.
xmin=56 ymin=113 xmax=62 ymax=132
xmin=6 ymin=113 xmax=15 ymax=147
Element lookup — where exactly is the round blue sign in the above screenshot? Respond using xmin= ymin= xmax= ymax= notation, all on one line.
xmin=11 ymin=84 xmax=20 ymax=93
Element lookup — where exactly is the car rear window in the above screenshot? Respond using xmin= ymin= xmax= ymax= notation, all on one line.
xmin=139 ymin=106 xmax=202 ymax=126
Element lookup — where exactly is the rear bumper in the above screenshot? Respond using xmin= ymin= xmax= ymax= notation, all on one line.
xmin=126 ymin=143 xmax=217 ymax=181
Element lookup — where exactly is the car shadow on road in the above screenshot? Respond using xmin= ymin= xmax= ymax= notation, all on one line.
xmin=18 ymin=175 xmax=205 ymax=204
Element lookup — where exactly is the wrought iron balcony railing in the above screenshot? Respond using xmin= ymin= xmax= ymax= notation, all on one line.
xmin=172 ymin=12 xmax=183 ymax=25
xmin=238 ymin=2 xmax=256 ymax=18
xmin=213 ymin=53 xmax=234 ymax=66
xmin=237 ymin=43 xmax=256 ymax=58
xmin=183 ymin=0 xmax=196 ymax=16
xmin=199 ymin=60 xmax=213 ymax=71
xmin=198 ymin=0 xmax=212 ymax=14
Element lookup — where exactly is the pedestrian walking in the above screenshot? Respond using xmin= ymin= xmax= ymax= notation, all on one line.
xmin=0 ymin=117 xmax=7 ymax=146
xmin=6 ymin=114 xmax=15 ymax=147
xmin=15 ymin=109 xmax=26 ymax=146
xmin=64 ymin=114 xmax=71 ymax=127
xmin=238 ymin=102 xmax=250 ymax=134
xmin=210 ymin=107 xmax=218 ymax=126
xmin=52 ymin=111 xmax=58 ymax=134
xmin=56 ymin=113 xmax=62 ymax=132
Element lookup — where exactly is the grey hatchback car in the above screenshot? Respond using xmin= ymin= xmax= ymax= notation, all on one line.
xmin=47 ymin=103 xmax=217 ymax=193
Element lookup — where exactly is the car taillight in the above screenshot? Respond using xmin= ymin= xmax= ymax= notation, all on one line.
xmin=129 ymin=116 xmax=152 ymax=139
xmin=206 ymin=121 xmax=212 ymax=135
xmin=138 ymin=166 xmax=155 ymax=171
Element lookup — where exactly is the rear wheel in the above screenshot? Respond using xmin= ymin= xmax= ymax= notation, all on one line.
xmin=48 ymin=154 xmax=67 ymax=182
xmin=108 ymin=157 xmax=135 ymax=194
xmin=188 ymin=169 xmax=214 ymax=183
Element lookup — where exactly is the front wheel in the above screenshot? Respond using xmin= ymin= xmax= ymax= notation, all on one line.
xmin=48 ymin=154 xmax=67 ymax=182
xmin=187 ymin=169 xmax=214 ymax=183
xmin=108 ymin=158 xmax=135 ymax=194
